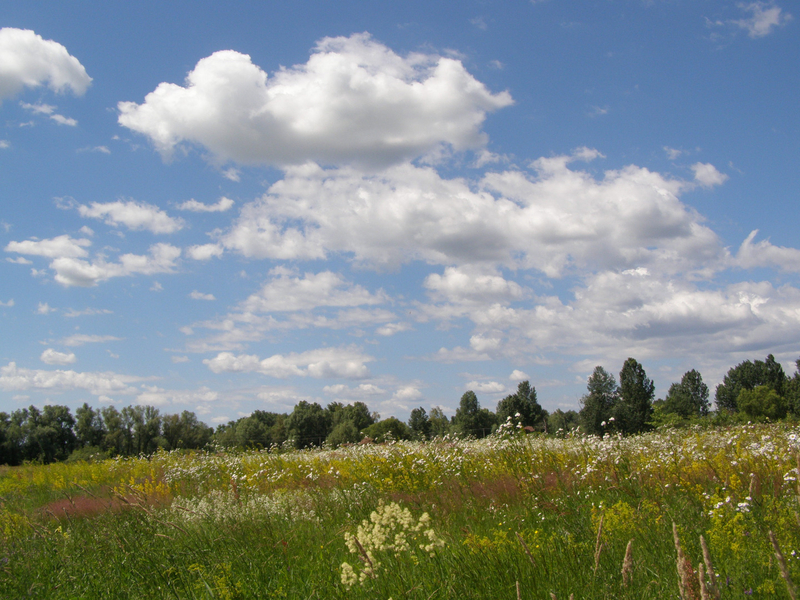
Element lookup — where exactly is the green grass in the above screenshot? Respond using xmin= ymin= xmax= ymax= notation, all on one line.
xmin=2 ymin=424 xmax=800 ymax=598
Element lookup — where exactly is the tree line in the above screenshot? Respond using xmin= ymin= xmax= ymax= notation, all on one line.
xmin=1 ymin=353 xmax=799 ymax=466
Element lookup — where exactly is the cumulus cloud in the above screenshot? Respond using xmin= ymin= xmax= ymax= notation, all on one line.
xmin=36 ymin=302 xmax=56 ymax=314
xmin=509 ymin=369 xmax=529 ymax=381
xmin=0 ymin=28 xmax=91 ymax=102
xmin=392 ymin=385 xmax=423 ymax=402
xmin=323 ymin=382 xmax=386 ymax=397
xmin=177 ymin=197 xmax=234 ymax=212
xmin=0 ymin=299 xmax=13 ymax=307
xmin=735 ymin=230 xmax=800 ymax=273
xmin=77 ymin=199 xmax=184 ymax=234
xmin=40 ymin=348 xmax=77 ymax=365
xmin=189 ymin=290 xmax=216 ymax=301
xmin=20 ymin=101 xmax=78 ymax=126
xmin=204 ymin=346 xmax=373 ymax=379
xmin=0 ymin=362 xmax=140 ymax=396
xmin=691 ymin=162 xmax=728 ymax=188
xmin=223 ymin=152 xmax=722 ymax=277
xmin=465 ymin=380 xmax=506 ymax=394
xmin=5 ymin=234 xmax=91 ymax=258
xmin=734 ymin=2 xmax=792 ymax=38
xmin=186 ymin=243 xmax=224 ymax=260
xmin=241 ymin=269 xmax=386 ymax=313
xmin=118 ymin=33 xmax=512 ymax=168
xmin=50 ymin=243 xmax=181 ymax=287
xmin=424 ymin=266 xmax=523 ymax=304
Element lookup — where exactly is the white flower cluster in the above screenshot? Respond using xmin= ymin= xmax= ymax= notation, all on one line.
xmin=163 ymin=489 xmax=318 ymax=525
xmin=340 ymin=501 xmax=445 ymax=589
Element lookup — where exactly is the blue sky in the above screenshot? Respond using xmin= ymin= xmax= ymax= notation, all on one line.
xmin=1 ymin=0 xmax=798 ymax=425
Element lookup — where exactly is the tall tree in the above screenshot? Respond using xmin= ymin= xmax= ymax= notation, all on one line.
xmin=75 ymin=403 xmax=106 ymax=448
xmin=579 ymin=366 xmax=618 ymax=436
xmin=286 ymin=401 xmax=331 ymax=448
xmin=715 ymin=354 xmax=787 ymax=413
xmin=496 ymin=380 xmax=547 ymax=429
xmin=453 ymin=391 xmax=496 ymax=438
xmin=662 ymin=369 xmax=710 ymax=418
xmin=408 ymin=407 xmax=432 ymax=440
xmin=428 ymin=407 xmax=450 ymax=438
xmin=616 ymin=358 xmax=655 ymax=434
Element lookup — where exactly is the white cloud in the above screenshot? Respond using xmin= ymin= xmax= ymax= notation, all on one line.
xmin=49 ymin=113 xmax=77 ymax=126
xmin=222 ymin=168 xmax=240 ymax=182
xmin=509 ymin=369 xmax=529 ymax=381
xmin=135 ymin=385 xmax=218 ymax=407
xmin=51 ymin=243 xmax=181 ymax=287
xmin=735 ymin=230 xmax=800 ymax=273
xmin=323 ymin=382 xmax=386 ymax=397
xmin=0 ymin=299 xmax=13 ymax=307
xmin=241 ymin=269 xmax=386 ymax=313
xmin=734 ymin=2 xmax=792 ymax=38
xmin=6 ymin=257 xmax=31 ymax=265
xmin=118 ymin=33 xmax=512 ymax=168
xmin=5 ymin=234 xmax=91 ymax=258
xmin=392 ymin=385 xmax=423 ymax=402
xmin=64 ymin=307 xmax=112 ymax=317
xmin=36 ymin=302 xmax=56 ymax=314
xmin=187 ymin=243 xmax=224 ymax=260
xmin=77 ymin=199 xmax=184 ymax=234
xmin=465 ymin=380 xmax=506 ymax=394
xmin=177 ymin=197 xmax=235 ymax=212
xmin=224 ymin=153 xmax=721 ymax=277
xmin=204 ymin=346 xmax=373 ymax=379
xmin=0 ymin=362 xmax=140 ymax=396
xmin=0 ymin=28 xmax=91 ymax=102
xmin=40 ymin=348 xmax=77 ymax=365
xmin=60 ymin=334 xmax=123 ymax=347
xmin=691 ymin=162 xmax=728 ymax=188
xmin=0 ymin=140 xmax=9 ymax=149
xmin=375 ymin=322 xmax=411 ymax=336
xmin=189 ymin=290 xmax=216 ymax=301
xmin=424 ymin=266 xmax=523 ymax=304
xmin=171 ymin=355 xmax=190 ymax=363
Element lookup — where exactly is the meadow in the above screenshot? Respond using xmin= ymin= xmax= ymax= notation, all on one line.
xmin=2 ymin=422 xmax=800 ymax=599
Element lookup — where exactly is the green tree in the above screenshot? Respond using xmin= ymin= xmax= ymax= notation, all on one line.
xmin=428 ymin=407 xmax=450 ymax=437
xmin=453 ymin=391 xmax=497 ymax=438
xmin=547 ymin=409 xmax=579 ymax=434
xmin=715 ymin=354 xmax=787 ymax=413
xmin=662 ymin=369 xmax=709 ymax=419
xmin=286 ymin=401 xmax=331 ymax=448
xmin=579 ymin=367 xmax=618 ymax=436
xmin=496 ymin=381 xmax=547 ymax=429
xmin=362 ymin=417 xmax=412 ymax=442
xmin=408 ymin=407 xmax=432 ymax=440
xmin=738 ymin=385 xmax=787 ymax=420
xmin=75 ymin=403 xmax=106 ymax=448
xmin=616 ymin=358 xmax=655 ymax=434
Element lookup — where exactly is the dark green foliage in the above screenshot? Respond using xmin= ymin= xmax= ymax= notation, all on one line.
xmin=362 ymin=417 xmax=412 ymax=442
xmin=453 ymin=391 xmax=497 ymax=438
xmin=579 ymin=366 xmax=618 ymax=436
xmin=737 ymin=385 xmax=787 ymax=420
xmin=496 ymin=380 xmax=547 ymax=429
xmin=616 ymin=358 xmax=655 ymax=434
xmin=715 ymin=354 xmax=787 ymax=413
xmin=547 ymin=409 xmax=580 ymax=433
xmin=326 ymin=420 xmax=361 ymax=446
xmin=286 ymin=401 xmax=331 ymax=448
xmin=75 ymin=403 xmax=106 ymax=448
xmin=428 ymin=406 xmax=451 ymax=437
xmin=662 ymin=369 xmax=710 ymax=418
xmin=161 ymin=410 xmax=213 ymax=450
xmin=408 ymin=407 xmax=432 ymax=440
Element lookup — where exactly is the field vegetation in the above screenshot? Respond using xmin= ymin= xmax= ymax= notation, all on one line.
xmin=2 ymin=422 xmax=800 ymax=598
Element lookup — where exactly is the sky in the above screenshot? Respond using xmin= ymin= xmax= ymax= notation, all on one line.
xmin=1 ymin=0 xmax=799 ymax=426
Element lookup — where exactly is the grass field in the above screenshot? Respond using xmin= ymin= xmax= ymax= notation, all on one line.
xmin=2 ymin=423 xmax=800 ymax=599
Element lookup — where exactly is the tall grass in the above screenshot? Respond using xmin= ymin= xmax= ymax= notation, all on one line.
xmin=2 ymin=423 xmax=800 ymax=598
